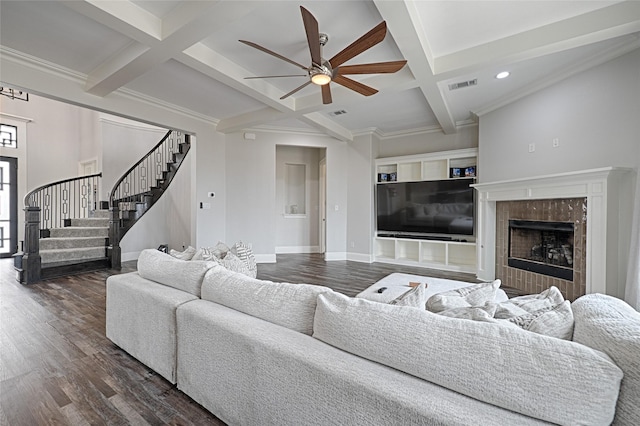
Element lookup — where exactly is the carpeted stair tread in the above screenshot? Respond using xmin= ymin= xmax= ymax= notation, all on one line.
xmin=69 ymin=217 xmax=109 ymax=227
xmin=40 ymin=246 xmax=107 ymax=264
xmin=49 ymin=227 xmax=109 ymax=238
xmin=40 ymin=236 xmax=107 ymax=250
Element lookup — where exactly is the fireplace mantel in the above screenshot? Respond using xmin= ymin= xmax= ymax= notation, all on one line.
xmin=472 ymin=167 xmax=635 ymax=298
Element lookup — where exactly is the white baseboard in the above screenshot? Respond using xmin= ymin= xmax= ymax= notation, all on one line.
xmin=122 ymin=251 xmax=142 ymax=262
xmin=346 ymin=252 xmax=374 ymax=263
xmin=254 ymin=254 xmax=277 ymax=263
xmin=324 ymin=252 xmax=347 ymax=261
xmin=275 ymin=245 xmax=321 ymax=254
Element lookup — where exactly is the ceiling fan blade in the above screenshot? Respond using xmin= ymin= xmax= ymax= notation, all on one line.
xmin=245 ymin=75 xmax=308 ymax=79
xmin=321 ymin=84 xmax=332 ymax=105
xmin=239 ymin=40 xmax=308 ymax=71
xmin=300 ymin=6 xmax=321 ymax=66
xmin=329 ymin=21 xmax=387 ymax=68
xmin=336 ymin=60 xmax=407 ymax=75
xmin=280 ymin=81 xmax=312 ymax=100
xmin=332 ymin=75 xmax=378 ymax=97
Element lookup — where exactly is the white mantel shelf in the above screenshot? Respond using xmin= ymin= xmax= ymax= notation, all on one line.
xmin=472 ymin=167 xmax=635 ymax=298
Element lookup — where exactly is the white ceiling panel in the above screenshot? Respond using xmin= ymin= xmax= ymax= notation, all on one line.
xmin=124 ymin=59 xmax=267 ymax=120
xmin=1 ymin=0 xmax=638 ymax=140
xmin=0 ymin=0 xmax=134 ymax=74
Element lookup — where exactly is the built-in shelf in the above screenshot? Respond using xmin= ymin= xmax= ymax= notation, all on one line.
xmin=376 ymin=148 xmax=478 ymax=183
xmin=373 ymin=148 xmax=479 ymax=273
xmin=374 ymin=237 xmax=476 ymax=273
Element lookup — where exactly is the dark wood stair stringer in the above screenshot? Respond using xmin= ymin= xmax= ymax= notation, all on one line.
xmin=109 ymin=131 xmax=191 ymax=269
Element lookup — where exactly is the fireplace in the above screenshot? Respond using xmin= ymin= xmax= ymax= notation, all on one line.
xmin=508 ymin=220 xmax=575 ymax=281
xmin=472 ymin=167 xmax=634 ymax=301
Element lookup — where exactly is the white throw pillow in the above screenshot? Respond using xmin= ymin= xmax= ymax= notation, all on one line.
xmin=212 ymin=241 xmax=230 ymax=259
xmin=500 ymin=300 xmax=575 ymax=340
xmin=221 ymin=251 xmax=252 ymax=277
xmin=495 ymin=286 xmax=565 ymax=319
xmin=388 ymin=283 xmax=428 ymax=308
xmin=426 ymin=280 xmax=501 ymax=313
xmin=438 ymin=302 xmax=498 ymax=322
xmin=169 ymin=245 xmax=196 ymax=261
xmin=231 ymin=241 xmax=257 ymax=278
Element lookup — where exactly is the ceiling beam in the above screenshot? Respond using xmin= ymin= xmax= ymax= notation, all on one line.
xmin=434 ymin=0 xmax=640 ymax=78
xmin=63 ymin=1 xmax=257 ymax=96
xmin=179 ymin=42 xmax=353 ymax=140
xmin=373 ymin=0 xmax=457 ymax=134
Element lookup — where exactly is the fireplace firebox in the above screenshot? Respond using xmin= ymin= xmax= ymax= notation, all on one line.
xmin=508 ymin=220 xmax=575 ymax=281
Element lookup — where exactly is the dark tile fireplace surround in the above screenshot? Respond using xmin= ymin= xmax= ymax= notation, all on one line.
xmin=496 ymin=198 xmax=587 ymax=301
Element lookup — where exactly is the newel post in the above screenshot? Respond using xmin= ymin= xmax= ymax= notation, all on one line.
xmin=108 ymin=205 xmax=122 ymax=270
xmin=22 ymin=206 xmax=42 ymax=284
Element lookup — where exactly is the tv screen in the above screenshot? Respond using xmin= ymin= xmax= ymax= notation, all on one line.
xmin=376 ymin=178 xmax=475 ymax=237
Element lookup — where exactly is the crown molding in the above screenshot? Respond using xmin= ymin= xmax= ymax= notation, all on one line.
xmin=474 ymin=34 xmax=640 ymax=117
xmin=0 ymin=46 xmax=218 ymax=127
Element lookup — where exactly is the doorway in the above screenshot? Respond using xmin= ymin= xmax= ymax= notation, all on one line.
xmin=319 ymin=157 xmax=327 ymax=254
xmin=0 ymin=157 xmax=18 ymax=258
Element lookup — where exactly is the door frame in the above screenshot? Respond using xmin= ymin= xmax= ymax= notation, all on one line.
xmin=319 ymin=157 xmax=327 ymax=254
xmin=0 ymin=156 xmax=18 ymax=258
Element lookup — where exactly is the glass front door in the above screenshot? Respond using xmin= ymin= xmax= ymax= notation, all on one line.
xmin=0 ymin=157 xmax=18 ymax=258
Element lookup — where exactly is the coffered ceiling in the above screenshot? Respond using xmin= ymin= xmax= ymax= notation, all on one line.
xmin=1 ymin=1 xmax=639 ymax=141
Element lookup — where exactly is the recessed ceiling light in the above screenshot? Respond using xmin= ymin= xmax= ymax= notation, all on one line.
xmin=496 ymin=71 xmax=510 ymax=79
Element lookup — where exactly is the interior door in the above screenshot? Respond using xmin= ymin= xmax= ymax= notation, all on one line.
xmin=0 ymin=157 xmax=18 ymax=258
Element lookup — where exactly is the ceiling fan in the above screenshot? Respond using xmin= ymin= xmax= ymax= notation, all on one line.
xmin=240 ymin=6 xmax=407 ymax=105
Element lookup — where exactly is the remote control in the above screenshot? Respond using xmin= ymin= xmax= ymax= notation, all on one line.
xmin=377 ymin=287 xmax=387 ymax=293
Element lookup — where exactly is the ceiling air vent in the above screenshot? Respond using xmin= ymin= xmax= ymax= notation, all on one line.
xmin=448 ymin=79 xmax=477 ymax=91
xmin=329 ymin=110 xmax=347 ymax=116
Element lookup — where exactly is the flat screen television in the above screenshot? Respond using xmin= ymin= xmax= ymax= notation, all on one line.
xmin=376 ymin=178 xmax=475 ymax=238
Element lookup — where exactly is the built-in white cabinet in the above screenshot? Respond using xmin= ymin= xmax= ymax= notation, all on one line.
xmin=374 ymin=148 xmax=478 ymax=273
xmin=374 ymin=238 xmax=477 ymax=273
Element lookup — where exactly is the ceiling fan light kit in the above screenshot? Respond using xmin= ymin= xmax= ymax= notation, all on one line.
xmin=240 ymin=5 xmax=407 ymax=104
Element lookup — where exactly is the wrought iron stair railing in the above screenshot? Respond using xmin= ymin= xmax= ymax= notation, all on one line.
xmin=108 ymin=130 xmax=190 ymax=269
xmin=19 ymin=173 xmax=102 ymax=283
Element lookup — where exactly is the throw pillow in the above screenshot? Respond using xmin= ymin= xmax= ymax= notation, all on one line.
xmin=388 ymin=283 xmax=428 ymax=308
xmin=221 ymin=251 xmax=252 ymax=277
xmin=231 ymin=241 xmax=257 ymax=278
xmin=438 ymin=302 xmax=498 ymax=322
xmin=212 ymin=241 xmax=230 ymax=259
xmin=191 ymin=247 xmax=204 ymax=261
xmin=169 ymin=245 xmax=196 ymax=261
xmin=426 ymin=280 xmax=501 ymax=313
xmin=495 ymin=286 xmax=565 ymax=319
xmin=500 ymin=300 xmax=574 ymax=340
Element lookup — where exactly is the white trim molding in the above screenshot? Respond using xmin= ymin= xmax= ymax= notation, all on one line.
xmin=472 ymin=167 xmax=635 ymax=299
xmin=275 ymin=246 xmax=321 ymax=254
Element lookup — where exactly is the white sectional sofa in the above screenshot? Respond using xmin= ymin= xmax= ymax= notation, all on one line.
xmin=106 ymin=249 xmax=640 ymax=426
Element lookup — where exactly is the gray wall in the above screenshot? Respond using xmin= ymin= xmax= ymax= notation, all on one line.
xmin=275 ymin=145 xmax=321 ymax=252
xmin=225 ymin=131 xmax=347 ymax=261
xmin=478 ymin=49 xmax=640 ymax=183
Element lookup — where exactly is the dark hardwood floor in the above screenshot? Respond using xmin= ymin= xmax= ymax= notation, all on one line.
xmin=0 ymin=254 xmax=518 ymax=425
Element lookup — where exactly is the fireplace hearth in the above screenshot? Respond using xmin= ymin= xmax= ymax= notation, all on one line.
xmin=508 ymin=220 xmax=574 ymax=281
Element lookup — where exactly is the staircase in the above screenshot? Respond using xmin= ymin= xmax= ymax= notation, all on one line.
xmin=17 ymin=130 xmax=190 ymax=284
xmin=39 ymin=209 xmax=110 ymax=279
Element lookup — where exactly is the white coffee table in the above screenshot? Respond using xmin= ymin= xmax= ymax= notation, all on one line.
xmin=356 ymin=272 xmax=508 ymax=304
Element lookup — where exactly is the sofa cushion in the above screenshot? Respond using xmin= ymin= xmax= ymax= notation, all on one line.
xmin=137 ymin=248 xmax=218 ymax=297
xmin=313 ymin=291 xmax=622 ymax=426
xmin=106 ymin=272 xmax=198 ymax=384
xmin=426 ymin=280 xmax=501 ymax=313
xmin=201 ymin=267 xmax=333 ymax=335
xmin=572 ymin=293 xmax=640 ymax=425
